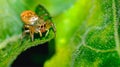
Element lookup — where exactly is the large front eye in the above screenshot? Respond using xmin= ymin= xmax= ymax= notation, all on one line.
xmin=41 ymin=25 xmax=43 ymax=28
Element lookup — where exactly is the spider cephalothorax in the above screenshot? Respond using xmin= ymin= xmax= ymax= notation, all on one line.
xmin=20 ymin=10 xmax=55 ymax=41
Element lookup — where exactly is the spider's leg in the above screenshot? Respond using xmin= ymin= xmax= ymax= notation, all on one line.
xmin=21 ymin=30 xmax=30 ymax=40
xmin=51 ymin=23 xmax=56 ymax=33
xmin=30 ymin=32 xmax=34 ymax=41
xmin=45 ymin=29 xmax=49 ymax=37
xmin=29 ymin=26 xmax=35 ymax=41
xmin=38 ymin=30 xmax=42 ymax=37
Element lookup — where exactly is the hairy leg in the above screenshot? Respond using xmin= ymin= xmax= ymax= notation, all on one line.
xmin=38 ymin=30 xmax=42 ymax=37
xmin=51 ymin=23 xmax=56 ymax=33
xmin=29 ymin=26 xmax=35 ymax=41
xmin=21 ymin=30 xmax=30 ymax=40
xmin=45 ymin=29 xmax=49 ymax=37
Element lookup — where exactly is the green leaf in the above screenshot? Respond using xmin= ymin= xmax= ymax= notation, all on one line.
xmin=0 ymin=0 xmax=75 ymax=66
xmin=0 ymin=1 xmax=56 ymax=67
xmin=35 ymin=5 xmax=52 ymax=21
xmin=71 ymin=0 xmax=120 ymax=67
xmin=44 ymin=0 xmax=120 ymax=67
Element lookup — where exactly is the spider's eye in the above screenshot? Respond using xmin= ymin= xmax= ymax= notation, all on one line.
xmin=41 ymin=25 xmax=43 ymax=28
xmin=37 ymin=26 xmax=40 ymax=28
xmin=44 ymin=24 xmax=46 ymax=27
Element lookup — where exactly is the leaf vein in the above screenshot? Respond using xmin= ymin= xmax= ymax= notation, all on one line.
xmin=112 ymin=0 xmax=120 ymax=56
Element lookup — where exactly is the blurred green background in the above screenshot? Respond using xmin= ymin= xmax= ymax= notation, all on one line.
xmin=0 ymin=0 xmax=120 ymax=67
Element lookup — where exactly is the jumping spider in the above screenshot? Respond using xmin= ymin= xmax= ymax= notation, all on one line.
xmin=20 ymin=10 xmax=56 ymax=41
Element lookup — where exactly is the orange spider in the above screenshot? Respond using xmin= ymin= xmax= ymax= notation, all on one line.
xmin=20 ymin=10 xmax=55 ymax=41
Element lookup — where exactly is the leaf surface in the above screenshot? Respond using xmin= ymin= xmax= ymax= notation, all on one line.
xmin=44 ymin=0 xmax=120 ymax=67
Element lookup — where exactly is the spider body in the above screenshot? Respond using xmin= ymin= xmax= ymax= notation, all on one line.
xmin=21 ymin=10 xmax=55 ymax=41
